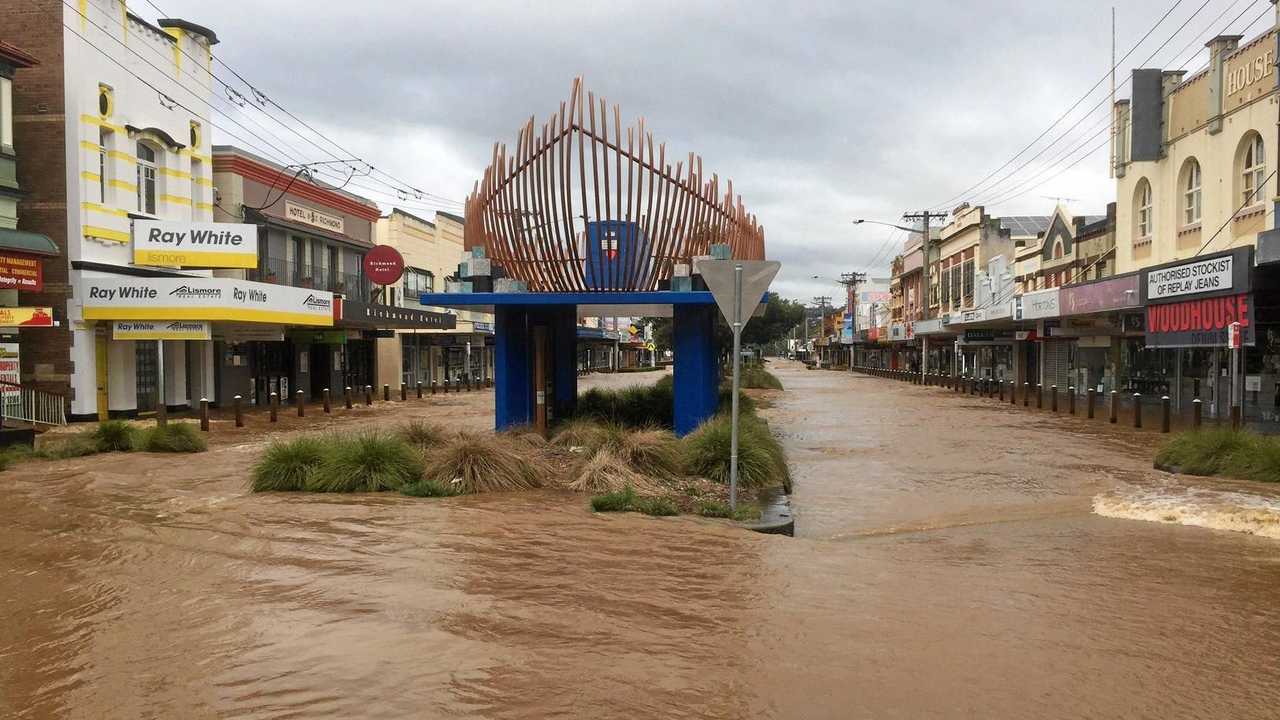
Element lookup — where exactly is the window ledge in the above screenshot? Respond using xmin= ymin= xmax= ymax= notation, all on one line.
xmin=1177 ymin=223 xmax=1202 ymax=236
xmin=1134 ymin=236 xmax=1153 ymax=248
xmin=1233 ymin=205 xmax=1266 ymax=221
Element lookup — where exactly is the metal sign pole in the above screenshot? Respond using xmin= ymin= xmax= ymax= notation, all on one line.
xmin=729 ymin=263 xmax=743 ymax=513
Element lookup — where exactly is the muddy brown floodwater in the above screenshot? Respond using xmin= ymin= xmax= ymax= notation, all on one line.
xmin=4 ymin=362 xmax=1280 ymax=719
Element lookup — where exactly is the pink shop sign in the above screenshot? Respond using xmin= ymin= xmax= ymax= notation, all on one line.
xmin=1061 ymin=274 xmax=1140 ymax=316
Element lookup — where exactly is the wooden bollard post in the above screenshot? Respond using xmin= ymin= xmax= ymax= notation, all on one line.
xmin=1231 ymin=405 xmax=1241 ymax=430
xmin=323 ymin=388 xmax=331 ymax=414
xmin=1087 ymin=388 xmax=1096 ymax=419
xmin=269 ymin=392 xmax=278 ymax=423
xmin=296 ymin=389 xmax=305 ymax=417
xmin=400 ymin=384 xmax=407 ymax=402
xmin=234 ymin=395 xmax=243 ymax=427
xmin=1051 ymin=385 xmax=1058 ymax=412
xmin=1133 ymin=393 xmax=1143 ymax=429
xmin=1161 ymin=396 xmax=1171 ymax=433
xmin=365 ymin=385 xmax=373 ymax=406
xmin=383 ymin=384 xmax=390 ymax=402
xmin=1192 ymin=398 xmax=1202 ymax=429
xmin=1109 ymin=391 xmax=1118 ymax=424
xmin=344 ymin=386 xmax=353 ymax=409
xmin=417 ymin=382 xmax=423 ymax=399
xmin=199 ymin=398 xmax=209 ymax=432
xmin=431 ymin=380 xmax=438 ymax=395
xmin=1068 ymin=387 xmax=1076 ymax=415
xmin=1023 ymin=382 xmax=1030 ymax=407
xmin=1037 ymin=384 xmax=1044 ymax=409
xmin=998 ymin=380 xmax=1005 ymax=402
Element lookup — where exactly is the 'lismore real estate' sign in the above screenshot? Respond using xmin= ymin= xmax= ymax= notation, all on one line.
xmin=132 ymin=221 xmax=259 ymax=269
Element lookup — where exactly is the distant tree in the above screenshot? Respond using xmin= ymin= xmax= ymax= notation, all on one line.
xmin=642 ymin=294 xmax=805 ymax=358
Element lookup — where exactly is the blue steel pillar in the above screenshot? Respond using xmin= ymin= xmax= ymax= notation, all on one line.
xmin=494 ymin=305 xmax=532 ymax=430
xmin=673 ymin=304 xmax=720 ymax=436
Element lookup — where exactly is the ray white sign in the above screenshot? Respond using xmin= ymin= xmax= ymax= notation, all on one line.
xmin=83 ymin=276 xmax=334 ymax=326
xmin=113 ymin=320 xmax=211 ymax=341
xmin=133 ymin=221 xmax=258 ymax=269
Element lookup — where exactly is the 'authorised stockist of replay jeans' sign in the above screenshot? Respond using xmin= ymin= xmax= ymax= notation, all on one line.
xmin=1140 ymin=247 xmax=1253 ymax=304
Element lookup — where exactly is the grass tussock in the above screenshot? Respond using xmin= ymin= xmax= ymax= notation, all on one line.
xmin=251 ymin=436 xmax=326 ymax=492
xmin=568 ymin=448 xmax=663 ymax=495
xmin=307 ymin=433 xmax=423 ymax=493
xmin=91 ymin=419 xmax=138 ymax=452
xmin=398 ymin=420 xmax=446 ymax=449
xmin=1156 ymin=429 xmax=1280 ymax=482
xmin=400 ymin=478 xmax=460 ymax=498
xmin=575 ymin=380 xmax=674 ymax=429
xmin=423 ymin=435 xmax=546 ymax=494
xmin=738 ymin=366 xmax=784 ymax=390
xmin=683 ymin=412 xmax=789 ymax=491
xmin=34 ymin=434 xmax=101 ymax=459
xmin=136 ymin=423 xmax=207 ymax=453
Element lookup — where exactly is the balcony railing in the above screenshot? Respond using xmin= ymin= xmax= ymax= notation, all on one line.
xmin=249 ymin=259 xmax=370 ymax=300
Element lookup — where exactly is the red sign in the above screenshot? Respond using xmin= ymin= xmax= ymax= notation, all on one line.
xmin=1229 ymin=322 xmax=1242 ymax=349
xmin=0 ymin=253 xmax=43 ymax=292
xmin=1144 ymin=293 xmax=1254 ymax=348
xmin=363 ymin=245 xmax=405 ymax=285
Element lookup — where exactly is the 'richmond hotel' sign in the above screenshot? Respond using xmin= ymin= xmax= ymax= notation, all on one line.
xmin=1140 ymin=248 xmax=1255 ymax=348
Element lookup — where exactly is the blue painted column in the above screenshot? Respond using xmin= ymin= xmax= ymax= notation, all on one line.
xmin=494 ymin=305 xmax=532 ymax=430
xmin=673 ymin=304 xmax=720 ymax=436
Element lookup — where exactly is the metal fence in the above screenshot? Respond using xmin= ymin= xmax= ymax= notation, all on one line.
xmin=0 ymin=381 xmax=67 ymax=427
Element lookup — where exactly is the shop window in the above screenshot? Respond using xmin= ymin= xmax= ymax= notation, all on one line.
xmin=1134 ymin=179 xmax=1152 ymax=243
xmin=1180 ymin=158 xmax=1201 ymax=225
xmin=136 ymin=141 xmax=158 ymax=214
xmin=1238 ymin=133 xmax=1266 ymax=209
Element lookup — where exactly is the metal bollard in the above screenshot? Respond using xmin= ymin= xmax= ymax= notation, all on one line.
xmin=443 ymin=379 xmax=450 ymax=393
xmin=383 ymin=384 xmax=391 ymax=402
xmin=323 ymin=388 xmax=331 ymax=414
xmin=234 ymin=395 xmax=244 ymax=427
xmin=1068 ymin=387 xmax=1076 ymax=415
xmin=1109 ymin=391 xmax=1118 ymax=424
xmin=1051 ymin=385 xmax=1058 ymax=413
xmin=1009 ymin=381 xmax=1016 ymax=405
xmin=1037 ymin=384 xmax=1044 ymax=410
xmin=417 ymin=382 xmax=423 ymax=399
xmin=1192 ymin=398 xmax=1202 ymax=429
xmin=270 ymin=392 xmax=278 ymax=423
xmin=296 ymin=389 xmax=305 ymax=417
xmin=365 ymin=385 xmax=373 ymax=406
xmin=345 ymin=386 xmax=353 ymax=409
xmin=200 ymin=398 xmax=209 ymax=432
xmin=1161 ymin=396 xmax=1171 ymax=433
xmin=1023 ymin=382 xmax=1030 ymax=407
xmin=1133 ymin=393 xmax=1143 ymax=429
xmin=1087 ymin=388 xmax=1096 ymax=419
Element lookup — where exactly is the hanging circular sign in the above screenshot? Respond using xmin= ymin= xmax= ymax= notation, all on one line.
xmin=363 ymin=245 xmax=405 ymax=285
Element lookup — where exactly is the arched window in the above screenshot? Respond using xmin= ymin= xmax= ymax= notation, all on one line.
xmin=1052 ymin=240 xmax=1064 ymax=259
xmin=1135 ymin=179 xmax=1153 ymax=242
xmin=1181 ymin=158 xmax=1201 ymax=225
xmin=136 ymin=141 xmax=158 ymax=214
xmin=1240 ymin=133 xmax=1266 ymax=208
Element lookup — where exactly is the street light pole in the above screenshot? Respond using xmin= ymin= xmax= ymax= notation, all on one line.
xmin=900 ymin=211 xmax=946 ymax=382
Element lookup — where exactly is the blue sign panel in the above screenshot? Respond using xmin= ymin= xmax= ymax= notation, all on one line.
xmin=584 ymin=221 xmax=651 ymax=290
xmin=841 ymin=316 xmax=853 ymax=344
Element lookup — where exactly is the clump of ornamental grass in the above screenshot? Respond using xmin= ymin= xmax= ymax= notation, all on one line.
xmin=422 ymin=435 xmax=545 ymax=494
xmin=398 ymin=420 xmax=446 ymax=449
xmin=251 ymin=436 xmax=327 ymax=492
xmin=696 ymin=499 xmax=763 ymax=522
xmin=718 ymin=386 xmax=757 ymax=416
xmin=91 ymin=419 xmax=138 ymax=452
xmin=739 ymin=366 xmax=784 ymax=390
xmin=307 ymin=432 xmax=422 ymax=493
xmin=574 ymin=381 xmax=674 ymax=429
xmin=587 ymin=485 xmax=678 ymax=516
xmin=0 ymin=445 xmax=32 ymax=470
xmin=551 ymin=417 xmax=608 ymax=451
xmin=1155 ymin=428 xmax=1254 ymax=476
xmin=682 ymin=413 xmax=788 ymax=490
xmin=568 ymin=447 xmax=662 ymax=495
xmin=36 ymin=433 xmax=106 ymax=460
xmin=608 ymin=427 xmax=683 ymax=479
xmin=136 ymin=423 xmax=207 ymax=453
xmin=400 ymin=478 xmax=459 ymax=498
xmin=1224 ymin=436 xmax=1280 ymax=483
xmin=633 ymin=495 xmax=679 ymax=517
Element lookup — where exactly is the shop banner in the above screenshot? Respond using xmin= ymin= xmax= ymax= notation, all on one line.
xmin=1144 ymin=293 xmax=1255 ymax=348
xmin=132 ymin=221 xmax=259 ymax=269
xmin=1061 ymin=274 xmax=1139 ymax=316
xmin=113 ymin=320 xmax=211 ymax=341
xmin=83 ymin=277 xmax=333 ymax=326
xmin=0 ymin=307 xmax=54 ymax=327
xmin=1017 ymin=288 xmax=1060 ymax=320
xmin=0 ymin=253 xmax=43 ymax=291
xmin=1141 ymin=247 xmax=1252 ymax=304
xmin=219 ymin=325 xmax=286 ymax=343
xmin=0 ymin=342 xmax=18 ymax=385
xmin=889 ymin=323 xmax=907 ymax=341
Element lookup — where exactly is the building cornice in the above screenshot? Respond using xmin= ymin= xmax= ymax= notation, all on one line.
xmin=214 ymin=153 xmax=382 ymax=222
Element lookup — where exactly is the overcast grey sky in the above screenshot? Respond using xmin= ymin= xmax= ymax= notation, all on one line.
xmin=154 ymin=0 xmax=1275 ymax=302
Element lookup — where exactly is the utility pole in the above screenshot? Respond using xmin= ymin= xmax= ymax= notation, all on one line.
xmin=901 ymin=210 xmax=945 ymax=381
xmin=839 ymin=272 xmax=865 ymax=371
xmin=812 ymin=296 xmax=831 ymax=368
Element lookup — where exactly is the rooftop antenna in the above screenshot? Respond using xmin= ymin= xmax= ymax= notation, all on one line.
xmin=1041 ymin=195 xmax=1081 ymax=205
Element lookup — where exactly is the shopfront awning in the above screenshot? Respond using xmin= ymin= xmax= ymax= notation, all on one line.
xmin=334 ymin=298 xmax=456 ymax=330
xmin=0 ymin=229 xmax=59 ymax=257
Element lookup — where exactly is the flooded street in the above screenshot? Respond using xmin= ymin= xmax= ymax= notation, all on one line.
xmin=4 ymin=363 xmax=1280 ymax=718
